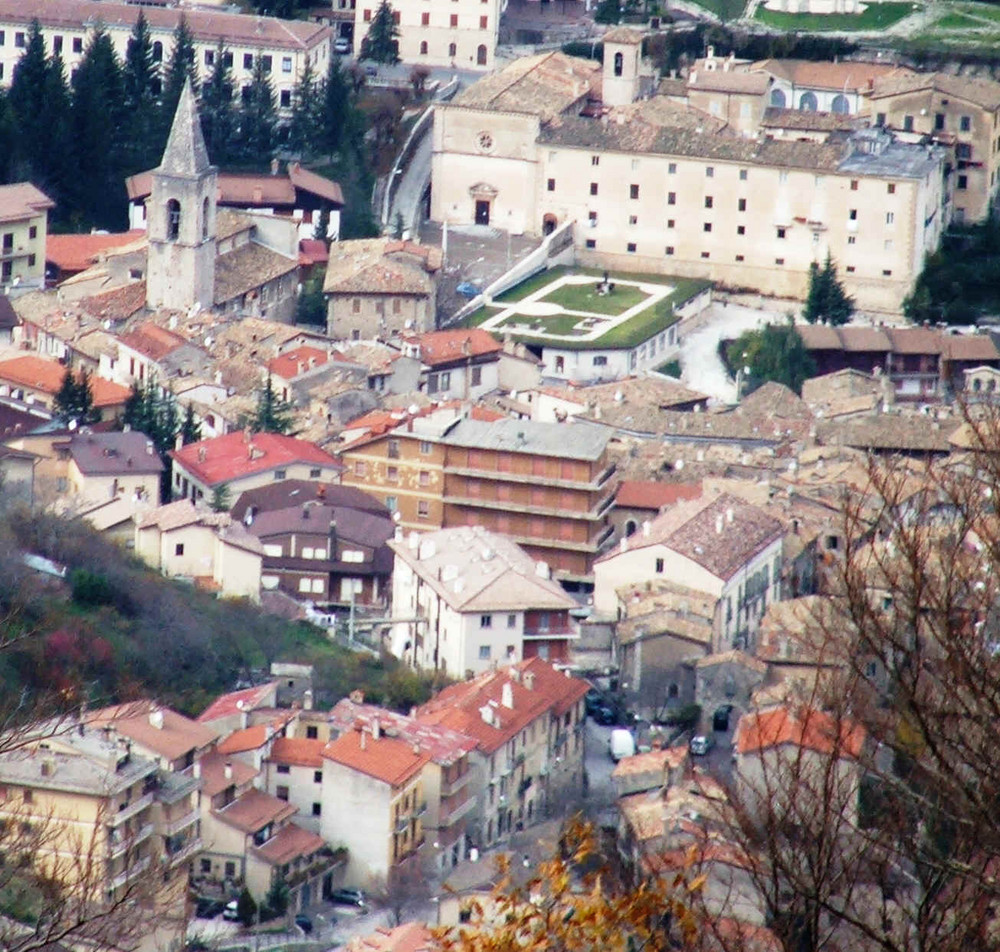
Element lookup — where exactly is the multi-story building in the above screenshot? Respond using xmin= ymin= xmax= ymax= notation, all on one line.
xmin=389 ymin=525 xmax=579 ymax=675
xmin=353 ymin=0 xmax=501 ymax=71
xmin=0 ymin=355 xmax=131 ymax=421
xmin=0 ymin=721 xmax=190 ymax=952
xmin=868 ymin=71 xmax=1000 ymax=224
xmin=320 ymin=724 xmax=429 ymax=884
xmin=0 ymin=183 xmax=53 ymax=291
xmin=432 ymin=45 xmax=952 ymax=312
xmin=0 ymin=0 xmax=332 ymax=115
xmin=262 ymin=736 xmax=326 ymax=835
xmin=339 ymin=410 xmax=617 ymax=580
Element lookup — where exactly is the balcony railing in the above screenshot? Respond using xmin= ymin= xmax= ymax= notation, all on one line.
xmin=395 ymin=816 xmax=410 ymax=834
xmin=441 ymin=794 xmax=476 ymax=825
xmin=163 ymin=807 xmax=199 ymax=838
xmin=109 ymin=855 xmax=152 ymax=891
xmin=107 ymin=822 xmax=154 ymax=859
xmin=109 ymin=792 xmax=154 ymax=827
xmin=167 ymin=836 xmax=203 ymax=868
xmin=440 ymin=769 xmax=472 ymax=798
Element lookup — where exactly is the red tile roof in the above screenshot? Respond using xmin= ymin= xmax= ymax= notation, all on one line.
xmin=214 ymin=787 xmax=297 ymax=833
xmin=268 ymin=346 xmax=339 ymax=380
xmin=346 ymin=922 xmax=434 ymax=952
xmin=46 ymin=231 xmax=145 ymax=274
xmin=269 ymin=736 xmax=325 ymax=768
xmin=117 ymin=323 xmax=191 ymax=361
xmin=735 ymin=705 xmax=865 ymax=759
xmin=253 ymin=822 xmax=327 ymax=866
xmin=0 ymin=356 xmax=130 ymax=408
xmin=616 ymin=480 xmax=702 ymax=511
xmin=171 ymin=432 xmax=341 ymax=488
xmin=197 ymin=682 xmax=279 ymax=724
xmin=299 ymin=239 xmax=330 ymax=268
xmin=217 ymin=724 xmax=271 ymax=755
xmin=197 ymin=749 xmax=259 ymax=797
xmin=322 ymin=728 xmax=430 ymax=788
xmin=406 ymin=329 xmax=501 ymax=368
xmin=79 ymin=281 xmax=148 ymax=322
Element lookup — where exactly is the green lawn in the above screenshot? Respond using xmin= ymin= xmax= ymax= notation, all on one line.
xmin=538 ymin=281 xmax=650 ymax=316
xmin=755 ymin=1 xmax=915 ymax=30
xmin=495 ymin=313 xmax=590 ymax=336
xmin=682 ymin=0 xmax=748 ymax=20
xmin=948 ymin=1 xmax=1000 ymax=23
xmin=492 ymin=266 xmax=573 ymax=303
xmin=935 ymin=11 xmax=982 ymax=28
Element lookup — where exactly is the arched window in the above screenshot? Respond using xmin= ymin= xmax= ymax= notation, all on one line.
xmin=831 ymin=93 xmax=850 ymax=114
xmin=166 ymin=199 xmax=181 ymax=241
xmin=419 ymin=40 xmax=428 ymax=54
xmin=202 ymin=197 xmax=210 ymax=240
xmin=624 ymin=519 xmax=637 ymax=537
xmin=769 ymin=88 xmax=786 ymax=108
xmin=152 ymin=41 xmax=163 ymax=62
xmin=476 ymin=44 xmax=487 ymax=66
xmin=554 ymin=356 xmax=564 ymax=374
xmin=448 ymin=42 xmax=456 ymax=58
xmin=613 ymin=51 xmax=623 ymax=77
xmin=799 ymin=91 xmax=818 ymax=112
xmin=974 ymin=378 xmax=983 ymax=392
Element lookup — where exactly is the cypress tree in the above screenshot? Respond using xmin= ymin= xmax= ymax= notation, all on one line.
xmin=200 ymin=42 xmax=236 ymax=165
xmin=181 ymin=404 xmax=201 ymax=445
xmin=252 ymin=375 xmax=294 ymax=434
xmin=122 ymin=11 xmax=161 ymax=173
xmin=318 ymin=54 xmax=351 ymax=159
xmin=240 ymin=56 xmax=277 ymax=166
xmin=8 ymin=22 xmax=56 ymax=190
xmin=287 ymin=57 xmax=319 ymax=157
xmin=360 ymin=1 xmax=400 ymax=64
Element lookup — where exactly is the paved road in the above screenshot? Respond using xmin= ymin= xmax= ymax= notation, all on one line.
xmin=389 ymin=131 xmax=432 ymax=238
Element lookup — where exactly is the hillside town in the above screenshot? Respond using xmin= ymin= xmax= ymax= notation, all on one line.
xmin=3 ymin=0 xmax=1000 ymax=950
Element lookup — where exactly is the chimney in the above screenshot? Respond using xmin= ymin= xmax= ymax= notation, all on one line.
xmin=535 ymin=561 xmax=550 ymax=579
xmin=412 ymin=742 xmax=420 ymax=755
xmin=270 ymin=158 xmax=280 ymax=176
xmin=224 ymin=761 xmax=233 ymax=780
xmin=502 ymin=683 xmax=514 ymax=709
xmin=715 ymin=515 xmax=724 ymax=535
xmin=642 ymin=520 xmax=651 ymax=537
xmin=303 ymin=504 xmax=310 ymax=520
xmin=40 ymin=758 xmax=55 ymax=777
xmin=149 ymin=708 xmax=164 ymax=730
xmin=175 ymin=433 xmax=184 ymax=452
xmin=303 ymin=689 xmax=314 ymax=710
xmin=360 ymin=728 xmax=367 ymax=750
xmin=349 ymin=689 xmax=365 ymax=704
xmin=726 ymin=507 xmax=734 ymax=524
xmin=329 ymin=519 xmax=337 ymax=552
xmin=372 ymin=717 xmax=381 ymax=740
xmin=193 ymin=761 xmax=202 ymax=779
xmin=524 ymin=671 xmax=535 ymax=690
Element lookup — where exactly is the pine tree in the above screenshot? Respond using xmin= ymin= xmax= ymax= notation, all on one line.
xmin=54 ymin=368 xmax=99 ymax=426
xmin=0 ymin=91 xmax=15 ymax=184
xmin=360 ymin=2 xmax=400 ymax=65
xmin=287 ymin=57 xmax=319 ymax=157
xmin=199 ymin=42 xmax=236 ymax=166
xmin=70 ymin=28 xmax=128 ymax=230
xmin=318 ymin=54 xmax=351 ymax=159
xmin=122 ymin=11 xmax=161 ymax=174
xmin=803 ymin=253 xmax=855 ymax=326
xmin=160 ymin=15 xmax=197 ymax=142
xmin=181 ymin=404 xmax=201 ymax=445
xmin=313 ymin=205 xmax=330 ymax=241
xmin=252 ymin=375 xmax=294 ymax=434
xmin=210 ymin=483 xmax=232 ymax=513
xmin=239 ymin=56 xmax=277 ymax=166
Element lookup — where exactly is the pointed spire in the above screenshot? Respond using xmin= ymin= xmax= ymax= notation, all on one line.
xmin=159 ymin=78 xmax=211 ymax=177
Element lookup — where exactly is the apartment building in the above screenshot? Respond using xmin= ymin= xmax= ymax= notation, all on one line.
xmin=0 ymin=722 xmax=190 ymax=952
xmin=0 ymin=183 xmax=53 ymax=291
xmin=353 ymin=0 xmax=502 ymax=71
xmin=262 ymin=736 xmax=326 ymax=835
xmin=0 ymin=0 xmax=332 ymax=115
xmin=432 ymin=48 xmax=952 ymax=312
xmin=868 ymin=71 xmax=1000 ymax=224
xmin=389 ymin=525 xmax=579 ymax=675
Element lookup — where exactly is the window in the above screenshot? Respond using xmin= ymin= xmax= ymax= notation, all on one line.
xmin=419 ymin=440 xmax=432 ymax=455
xmin=306 ymin=725 xmax=319 ymax=739
xmin=29 ymin=225 xmax=36 ymax=239
xmin=706 ymin=166 xmax=714 ymax=178
xmin=547 ymin=178 xmax=555 ymax=191
xmin=775 ymin=258 xmax=785 ymax=266
xmin=735 ymin=254 xmax=745 ymax=262
xmin=480 ymin=614 xmax=493 ymax=628
xmin=957 ymin=143 xmax=972 ymax=160
xmin=22 ymin=789 xmax=33 ymax=804
xmin=655 ymin=558 xmax=664 ymax=573
xmin=777 ymin=227 xmax=786 ymax=239
xmin=850 ymin=180 xmax=858 ymax=191
xmin=667 ymin=191 xmax=676 ymax=205
xmin=225 ymin=861 xmax=236 ymax=877
xmin=450 ymin=13 xmax=458 ymax=25
xmin=935 ymin=113 xmax=945 ymax=131
xmin=701 ymin=251 xmax=710 ymax=259
xmin=260 ymin=54 xmax=272 ymax=72
xmin=166 ymin=199 xmax=181 ymax=240
xmin=507 ymin=613 xmax=516 ymax=628
xmin=448 ymin=42 xmax=456 ymax=56
xmin=613 ymin=51 xmax=623 ymax=77
xmin=277 ymin=764 xmax=291 ymax=774
xmin=629 ymin=215 xmax=638 ymax=225
xmin=589 ymin=182 xmax=598 ymax=196
xmin=274 ymin=469 xmax=286 ymax=480
xmin=585 ymin=239 xmax=596 ymax=249
xmin=471 ymin=366 xmax=482 ymax=386
xmin=174 ymin=543 xmax=185 ymax=557
xmin=704 ymin=196 xmax=713 ymax=208
xmin=737 ymin=225 xmax=745 ymax=235
xmin=875 ymin=111 xmax=885 ymax=126
xmin=480 ymin=14 xmax=488 ymax=27
xmin=276 ymin=786 xmax=289 ymax=801
xmin=668 ymin=162 xmax=677 ymax=174
xmin=665 ymin=246 xmax=674 ymax=255
xmin=309 ymin=468 xmax=321 ymax=479
xmin=630 ymin=184 xmax=639 ymax=200
xmin=418 ymin=470 xmax=431 ymax=488
xmin=353 ymin=460 xmax=366 ymax=477
xmin=887 ymin=183 xmax=896 ymax=194
xmin=420 ymin=40 xmax=428 ymax=54
xmin=27 ymin=255 xmax=34 ymax=267
xmin=282 ymin=56 xmax=292 ymax=72
xmin=386 ymin=495 xmax=398 ymax=512
xmin=961 ymin=115 xmax=971 ymax=132
xmin=0 ymin=31 xmax=5 ymax=45
xmin=666 ymin=219 xmax=675 ymax=229
xmin=886 ymin=212 xmax=895 ymax=225
xmin=703 ymin=222 xmax=712 ymax=232
xmin=884 ymin=239 xmax=893 ymax=251
xmin=72 ymin=36 xmax=83 ymax=53
xmin=417 ymin=500 xmax=430 ymax=519
xmin=479 ymin=645 xmax=492 ymax=660
xmin=848 ymin=235 xmax=856 ymax=245
xmin=53 ymin=35 xmax=63 ymax=54
xmin=280 ymin=90 xmax=291 ymax=108
xmin=882 ymin=269 xmax=892 ymax=276
xmin=200 ymin=858 xmax=212 ymax=874
xmin=626 ymin=242 xmax=636 ymax=253
xmin=849 ymin=209 xmax=857 ymax=220
xmin=386 ymin=466 xmax=398 ymax=482
xmin=737 ymin=198 xmax=746 ymax=212
xmin=244 ymin=53 xmax=254 ymax=69
xmin=205 ymin=49 xmax=215 ymax=66
xmin=14 ymin=31 xmax=25 ymax=47
xmin=845 ymin=265 xmax=855 ymax=273
xmin=311 ymin=801 xmax=322 ymax=816
xmin=958 ymin=175 xmax=968 ymax=190
xmin=388 ymin=438 xmax=400 ymax=459
xmin=739 ymin=168 xmax=748 ymax=181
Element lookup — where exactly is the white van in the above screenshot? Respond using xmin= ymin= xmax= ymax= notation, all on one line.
xmin=609 ymin=728 xmax=636 ymax=762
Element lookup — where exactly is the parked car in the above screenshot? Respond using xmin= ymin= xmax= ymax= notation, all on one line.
xmin=195 ymin=898 xmax=225 ymax=919
xmin=221 ymin=900 xmax=240 ymax=922
xmin=689 ymin=734 xmax=715 ymax=756
xmin=330 ymin=887 xmax=367 ymax=908
xmin=592 ymin=704 xmax=617 ymax=726
xmin=334 ymin=37 xmax=351 ymax=54
xmin=294 ymin=914 xmax=313 ymax=934
xmin=584 ymin=688 xmax=604 ymax=716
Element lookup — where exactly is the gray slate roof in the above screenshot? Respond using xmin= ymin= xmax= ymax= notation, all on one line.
xmin=444 ymin=418 xmax=610 ymax=461
xmin=159 ymin=78 xmax=211 ymax=178
xmin=69 ymin=431 xmax=164 ymax=476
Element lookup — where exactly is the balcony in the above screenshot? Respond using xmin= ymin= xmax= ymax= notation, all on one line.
xmin=513 ymin=752 xmax=525 ymax=769
xmin=167 ymin=836 xmax=203 ymax=868
xmin=443 ymin=466 xmax=614 ymax=494
xmin=595 ymin=462 xmax=617 ymax=487
xmin=109 ymin=792 xmax=154 ymax=827
xmin=109 ymin=854 xmax=152 ymax=891
xmin=440 ymin=769 xmax=472 ymax=798
xmin=523 ymin=626 xmax=576 ymax=640
xmin=107 ymin=822 xmax=154 ymax=860
xmin=395 ymin=816 xmax=410 ymax=834
xmin=163 ymin=807 xmax=199 ymax=838
xmin=414 ymin=801 xmax=428 ymax=817
xmin=441 ymin=793 xmax=476 ymax=825
xmin=442 ymin=494 xmax=602 ymax=522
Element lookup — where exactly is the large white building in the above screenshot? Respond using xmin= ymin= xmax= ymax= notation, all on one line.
xmin=0 ymin=0 xmax=332 ymax=114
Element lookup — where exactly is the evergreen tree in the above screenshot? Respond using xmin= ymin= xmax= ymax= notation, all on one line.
xmin=360 ymin=2 xmax=400 ymax=65
xmin=317 ymin=55 xmax=351 ymax=159
xmin=199 ymin=42 xmax=236 ymax=166
xmin=252 ymin=375 xmax=294 ymax=434
xmin=0 ymin=90 xmax=17 ymax=185
xmin=161 ymin=16 xmax=197 ymax=139
xmin=210 ymin=483 xmax=232 ymax=513
xmin=727 ymin=319 xmax=816 ymax=396
xmin=122 ymin=12 xmax=161 ymax=173
xmin=313 ymin=205 xmax=330 ymax=241
xmin=54 ymin=368 xmax=99 ymax=426
xmin=803 ymin=253 xmax=855 ymax=326
xmin=296 ymin=273 xmax=326 ymax=327
xmin=70 ymin=28 xmax=128 ymax=230
xmin=239 ymin=56 xmax=277 ymax=166
xmin=287 ymin=57 xmax=320 ymax=157
xmin=594 ymin=0 xmax=621 ymax=24
xmin=181 ymin=404 xmax=201 ymax=445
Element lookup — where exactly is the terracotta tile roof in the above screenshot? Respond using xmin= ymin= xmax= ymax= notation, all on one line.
xmin=869 ymin=70 xmax=1000 ymax=110
xmin=943 ymin=333 xmax=1000 ymax=362
xmin=46 ymin=231 xmax=145 ymax=274
xmin=0 ymin=356 xmax=130 ymax=408
xmin=269 ymin=736 xmax=325 ymax=768
xmin=214 ymin=787 xmax=297 ymax=833
xmin=346 ymin=922 xmax=434 ymax=952
xmin=323 ymin=239 xmax=440 ymax=296
xmin=689 ymin=70 xmax=770 ymax=94
xmin=197 ymin=749 xmax=259 ymax=797
xmin=609 ymin=96 xmax=729 ymax=135
xmin=602 ymin=26 xmax=644 ymax=44
xmin=215 ymin=208 xmax=255 ymax=242
xmin=833 ymin=326 xmax=892 ymax=353
xmin=0 ymin=0 xmax=331 ymax=51
xmin=611 ymin=745 xmax=687 ymax=779
xmin=171 ymin=432 xmax=340 ymax=488
xmin=327 ymin=701 xmax=476 ymax=765
xmin=885 ymin=326 xmax=943 ymax=355
xmin=616 ymin=480 xmax=702 ymax=510
xmin=618 ymin=791 xmax=664 ymax=842
xmin=230 ymin=480 xmax=387 ymax=521
xmin=695 ymin=648 xmax=766 ymax=673
xmin=253 ymin=822 xmax=327 ymax=866
xmin=451 ymin=51 xmax=601 ymax=121
xmin=299 ymin=239 xmax=330 ymax=267
xmin=197 ymin=682 xmax=279 ymax=724
xmin=79 ymin=282 xmax=148 ymax=323
xmin=287 ymin=163 xmax=345 ymax=206
xmin=0 ymin=182 xmax=54 ymax=224
xmin=217 ymin=724 xmax=271 ymax=755
xmin=214 ymin=242 xmax=298 ymax=307
xmin=268 ymin=346 xmax=334 ymax=380
xmin=816 ymin=416 xmax=955 ymax=453
xmin=88 ymin=701 xmax=218 ymax=763
xmin=761 ymin=107 xmax=858 ymax=132
xmin=117 ymin=323 xmax=192 ymax=361
xmin=322 ymin=728 xmax=430 ymax=788
xmin=752 ymin=58 xmax=912 ymax=92
xmin=735 ymin=705 xmax=865 ymax=758
xmin=406 ymin=329 xmax=501 ymax=367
